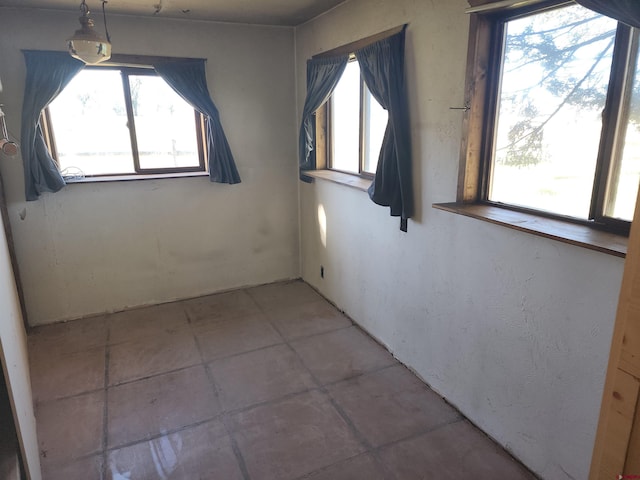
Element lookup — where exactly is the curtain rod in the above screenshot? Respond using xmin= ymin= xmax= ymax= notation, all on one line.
xmin=465 ymin=0 xmax=573 ymax=14
xmin=313 ymin=24 xmax=406 ymax=59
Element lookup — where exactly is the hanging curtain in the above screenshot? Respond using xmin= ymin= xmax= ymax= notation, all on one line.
xmin=20 ymin=50 xmax=84 ymax=201
xmin=298 ymin=55 xmax=348 ymax=175
xmin=575 ymin=0 xmax=640 ymax=28
xmin=154 ymin=60 xmax=240 ymax=184
xmin=355 ymin=26 xmax=413 ymax=232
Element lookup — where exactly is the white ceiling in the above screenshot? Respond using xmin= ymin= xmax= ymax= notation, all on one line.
xmin=0 ymin=0 xmax=347 ymax=26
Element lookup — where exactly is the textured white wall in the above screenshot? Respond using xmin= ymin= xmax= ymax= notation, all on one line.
xmin=0 ymin=9 xmax=300 ymax=325
xmin=295 ymin=1 xmax=625 ymax=479
xmin=0 ymin=222 xmax=40 ymax=479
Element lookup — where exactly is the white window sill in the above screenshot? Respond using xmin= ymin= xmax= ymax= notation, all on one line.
xmin=302 ymin=169 xmax=372 ymax=192
xmin=64 ymin=171 xmax=210 ymax=184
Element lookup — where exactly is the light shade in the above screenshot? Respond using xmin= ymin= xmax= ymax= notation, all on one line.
xmin=67 ymin=8 xmax=111 ymax=64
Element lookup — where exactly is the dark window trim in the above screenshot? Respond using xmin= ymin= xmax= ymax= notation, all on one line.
xmin=106 ymin=53 xmax=205 ymax=66
xmin=312 ymin=25 xmax=405 ymax=60
xmin=591 ymin=27 xmax=638 ymax=233
xmin=453 ymin=0 xmax=636 ymax=238
xmin=42 ymin=56 xmax=207 ymax=178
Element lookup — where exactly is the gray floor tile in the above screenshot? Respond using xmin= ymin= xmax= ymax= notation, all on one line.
xmin=108 ymin=302 xmax=189 ymax=345
xmin=328 ymin=365 xmax=461 ymax=447
xmin=194 ymin=313 xmax=283 ymax=362
xmin=108 ymin=365 xmax=220 ymax=448
xmin=209 ymin=343 xmax=317 ymax=411
xmin=266 ymin=300 xmax=352 ymax=340
xmin=107 ymin=421 xmax=243 ymax=480
xmin=109 ymin=329 xmax=201 ymax=385
xmin=291 ymin=326 xmax=397 ymax=384
xmin=229 ymin=391 xmax=365 ymax=480
xmin=36 ymin=391 xmax=104 ymax=465
xmin=247 ymin=280 xmax=323 ymax=311
xmin=379 ymin=421 xmax=536 ymax=480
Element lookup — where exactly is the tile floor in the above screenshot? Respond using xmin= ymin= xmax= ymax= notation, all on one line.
xmin=28 ymin=280 xmax=537 ymax=480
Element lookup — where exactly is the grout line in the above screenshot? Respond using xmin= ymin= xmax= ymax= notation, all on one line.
xmin=201 ymin=340 xmax=286 ymax=366
xmin=279 ymin=339 xmax=374 ymax=452
xmin=183 ymin=307 xmax=192 ymax=325
xmin=225 ymin=386 xmax=323 ymax=416
xmin=293 ymin=452 xmax=367 ymax=480
xmin=206 ymin=383 xmax=253 ymax=478
xmin=249 ymin=285 xmax=353 ymax=344
xmin=36 ymin=386 xmax=106 ymax=404
xmin=107 ymin=362 xmax=205 ymax=389
xmin=242 ymin=288 xmax=264 ymax=312
xmin=225 ymin=418 xmax=252 ymax=480
xmin=105 ymin=416 xmax=221 ymax=453
xmin=324 ymin=392 xmax=373 ymax=449
xmin=190 ymin=311 xmax=252 ymax=480
xmin=371 ymin=416 xmax=466 ymax=454
xmin=284 ymin=323 xmax=355 ymax=343
xmin=106 ymin=324 xmax=193 ymax=348
xmin=321 ymin=363 xmax=399 ymax=388
xmin=102 ymin=329 xmax=111 ymax=480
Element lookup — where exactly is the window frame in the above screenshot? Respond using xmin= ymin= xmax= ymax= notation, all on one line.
xmin=41 ymin=56 xmax=208 ymax=179
xmin=458 ymin=0 xmax=639 ymax=236
xmin=325 ymin=56 xmax=376 ymax=179
xmin=307 ymin=25 xmax=404 ymax=182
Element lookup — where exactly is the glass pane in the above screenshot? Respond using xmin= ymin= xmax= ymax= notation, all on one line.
xmin=363 ymin=87 xmax=387 ymax=174
xmin=605 ymin=46 xmax=640 ymax=221
xmin=331 ymin=60 xmax=360 ymax=173
xmin=489 ymin=4 xmax=617 ymax=219
xmin=129 ymin=75 xmax=201 ymax=170
xmin=48 ymin=69 xmax=135 ymax=175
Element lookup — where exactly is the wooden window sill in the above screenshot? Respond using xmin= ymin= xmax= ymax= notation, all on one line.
xmin=302 ymin=169 xmax=372 ymax=193
xmin=432 ymin=202 xmax=628 ymax=258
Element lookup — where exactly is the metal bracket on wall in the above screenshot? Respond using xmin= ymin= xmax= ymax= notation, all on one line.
xmin=0 ymin=107 xmax=18 ymax=156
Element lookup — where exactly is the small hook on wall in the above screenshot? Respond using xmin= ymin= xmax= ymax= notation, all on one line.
xmin=449 ymin=102 xmax=471 ymax=113
xmin=0 ymin=106 xmax=19 ymax=156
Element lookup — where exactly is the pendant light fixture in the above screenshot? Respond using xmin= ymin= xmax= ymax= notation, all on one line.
xmin=67 ymin=0 xmax=112 ymax=65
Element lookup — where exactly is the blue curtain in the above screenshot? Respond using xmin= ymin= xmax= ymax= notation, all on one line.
xmin=154 ymin=60 xmax=240 ymax=184
xmin=21 ymin=51 xmax=84 ymax=201
xmin=298 ymin=55 xmax=348 ymax=176
xmin=356 ymin=26 xmax=413 ymax=232
xmin=575 ymin=0 xmax=640 ymax=28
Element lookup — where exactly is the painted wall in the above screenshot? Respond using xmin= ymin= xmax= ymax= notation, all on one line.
xmin=0 ymin=220 xmax=41 ymax=479
xmin=295 ymin=1 xmax=625 ymax=479
xmin=0 ymin=9 xmax=299 ymax=325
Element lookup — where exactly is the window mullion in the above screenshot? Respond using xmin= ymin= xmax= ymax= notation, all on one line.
xmin=120 ymin=70 xmax=141 ymax=173
xmin=590 ymin=23 xmax=634 ymax=223
xmin=359 ymin=72 xmax=366 ymax=175
xmin=480 ymin=20 xmax=508 ymax=202
xmin=608 ymin=31 xmax=640 ymax=223
xmin=327 ymin=99 xmax=334 ymax=169
xmin=194 ymin=111 xmax=207 ymax=171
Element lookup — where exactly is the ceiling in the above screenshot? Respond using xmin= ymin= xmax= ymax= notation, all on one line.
xmin=0 ymin=0 xmax=347 ymax=26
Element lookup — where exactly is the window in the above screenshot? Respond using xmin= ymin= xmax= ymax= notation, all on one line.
xmin=42 ymin=65 xmax=206 ymax=178
xmin=462 ymin=0 xmax=640 ymax=234
xmin=327 ymin=58 xmax=387 ymax=176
